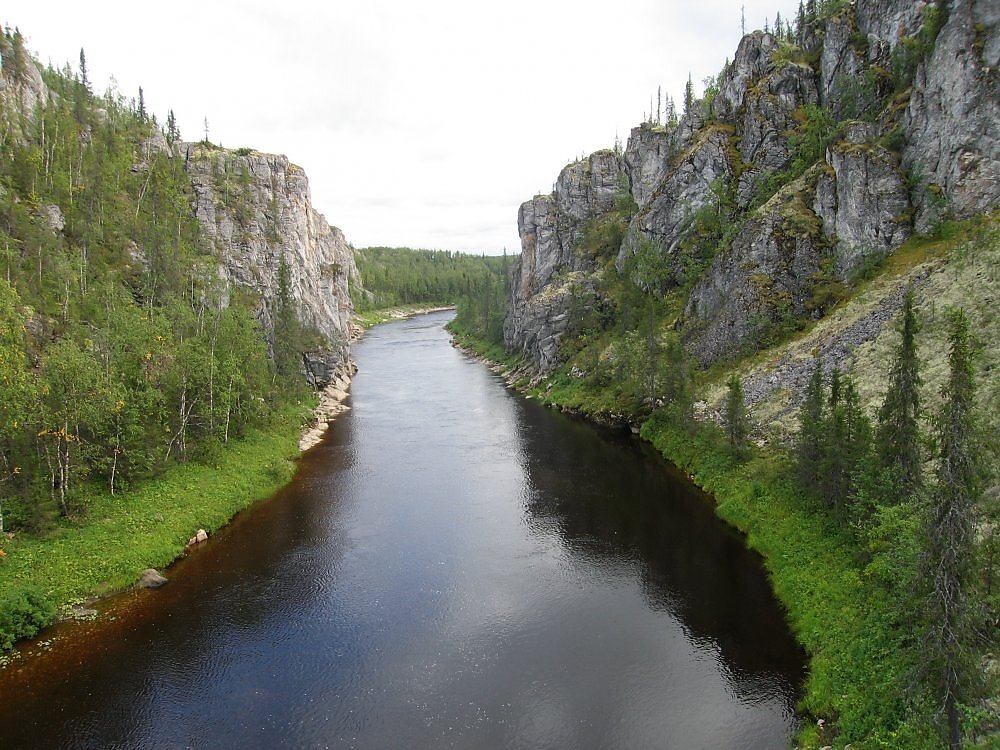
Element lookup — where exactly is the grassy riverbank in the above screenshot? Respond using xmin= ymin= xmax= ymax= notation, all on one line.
xmin=448 ymin=329 xmax=945 ymax=748
xmin=0 ymin=403 xmax=309 ymax=652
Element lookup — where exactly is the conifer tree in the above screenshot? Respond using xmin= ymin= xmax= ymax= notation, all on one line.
xmin=78 ymin=48 xmax=89 ymax=92
xmin=166 ymin=109 xmax=180 ymax=145
xmin=724 ymin=375 xmax=750 ymax=459
xmin=683 ymin=74 xmax=694 ymax=118
xmin=921 ymin=308 xmax=983 ymax=750
xmin=876 ymin=286 xmax=922 ymax=501
xmin=797 ymin=0 xmax=806 ymax=34
xmin=797 ymin=358 xmax=825 ymax=496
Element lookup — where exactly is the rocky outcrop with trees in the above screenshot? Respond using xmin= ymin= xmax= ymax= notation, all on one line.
xmin=503 ymin=0 xmax=999 ymax=373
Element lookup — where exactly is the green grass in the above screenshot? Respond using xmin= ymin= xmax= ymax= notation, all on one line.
xmin=641 ymin=414 xmax=937 ymax=747
xmin=0 ymin=403 xmax=308 ymax=651
xmin=460 ymin=330 xmax=946 ymax=747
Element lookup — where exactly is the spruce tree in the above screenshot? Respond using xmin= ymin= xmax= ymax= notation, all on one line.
xmin=922 ymin=308 xmax=982 ymax=750
xmin=876 ymin=285 xmax=922 ymax=501
xmin=724 ymin=375 xmax=750 ymax=459
xmin=797 ymin=358 xmax=825 ymax=496
xmin=78 ymin=48 xmax=89 ymax=92
xmin=683 ymin=74 xmax=695 ymax=118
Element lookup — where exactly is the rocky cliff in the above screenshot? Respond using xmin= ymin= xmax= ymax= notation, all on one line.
xmin=504 ymin=0 xmax=999 ymax=373
xmin=177 ymin=142 xmax=360 ymax=377
xmin=504 ymin=151 xmax=624 ymax=369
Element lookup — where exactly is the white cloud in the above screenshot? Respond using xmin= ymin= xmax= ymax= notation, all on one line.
xmin=7 ymin=0 xmax=801 ymax=254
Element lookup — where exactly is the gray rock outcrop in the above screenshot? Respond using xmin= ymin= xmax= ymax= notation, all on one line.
xmin=903 ymin=0 xmax=1000 ymax=229
xmin=504 ymin=152 xmax=624 ymax=369
xmin=503 ymin=0 xmax=999 ymax=372
xmin=179 ymin=144 xmax=360 ymax=371
xmin=814 ymin=122 xmax=911 ymax=275
xmin=684 ymin=175 xmax=826 ymax=365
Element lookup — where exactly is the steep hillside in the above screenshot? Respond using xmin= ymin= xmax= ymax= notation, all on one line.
xmin=506 ymin=0 xmax=998 ymax=381
xmin=0 ymin=27 xmax=361 ymax=647
xmin=179 ymin=142 xmax=359 ymax=375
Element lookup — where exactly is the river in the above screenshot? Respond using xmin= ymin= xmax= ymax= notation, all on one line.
xmin=0 ymin=310 xmax=804 ymax=749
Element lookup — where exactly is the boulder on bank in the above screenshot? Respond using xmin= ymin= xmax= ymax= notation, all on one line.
xmin=138 ymin=569 xmax=168 ymax=589
xmin=187 ymin=528 xmax=209 ymax=546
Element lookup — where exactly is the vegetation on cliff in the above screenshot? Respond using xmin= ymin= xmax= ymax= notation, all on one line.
xmin=0 ymin=30 xmax=323 ymax=649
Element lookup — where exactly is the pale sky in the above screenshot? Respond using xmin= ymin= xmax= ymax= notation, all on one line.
xmin=7 ymin=0 xmax=799 ymax=254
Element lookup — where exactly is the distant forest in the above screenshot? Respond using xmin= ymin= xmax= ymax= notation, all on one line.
xmin=354 ymin=246 xmax=511 ymax=341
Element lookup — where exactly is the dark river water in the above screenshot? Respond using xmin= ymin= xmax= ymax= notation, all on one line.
xmin=0 ymin=311 xmax=804 ymax=749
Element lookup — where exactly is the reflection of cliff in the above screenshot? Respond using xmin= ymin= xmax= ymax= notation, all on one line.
xmin=514 ymin=402 xmax=804 ymax=694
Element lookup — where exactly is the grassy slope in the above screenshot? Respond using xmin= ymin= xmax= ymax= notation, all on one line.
xmin=0 ymin=403 xmax=309 ymax=648
xmin=454 ymin=216 xmax=1000 ymax=748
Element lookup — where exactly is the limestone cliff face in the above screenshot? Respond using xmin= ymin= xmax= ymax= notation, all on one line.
xmin=504 ymin=0 xmax=999 ymax=371
xmin=504 ymin=151 xmax=624 ymax=370
xmin=903 ymin=0 xmax=1000 ymax=229
xmin=178 ymin=144 xmax=359 ymax=366
xmin=0 ymin=34 xmax=50 ymax=138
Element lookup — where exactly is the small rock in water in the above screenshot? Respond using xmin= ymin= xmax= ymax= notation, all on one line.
xmin=195 ymin=529 xmax=208 ymax=543
xmin=138 ymin=569 xmax=168 ymax=588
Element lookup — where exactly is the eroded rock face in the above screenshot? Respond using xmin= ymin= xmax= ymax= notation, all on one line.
xmin=819 ymin=16 xmax=866 ymax=117
xmin=503 ymin=0 xmax=998 ymax=372
xmin=504 ymin=152 xmax=624 ymax=369
xmin=684 ymin=178 xmax=825 ymax=366
xmin=623 ymin=124 xmax=680 ymax=208
xmin=0 ymin=37 xmax=50 ymax=137
xmin=857 ymin=0 xmax=929 ymax=53
xmin=736 ymin=61 xmax=819 ymax=207
xmin=618 ymin=127 xmax=733 ymax=283
xmin=814 ymin=122 xmax=911 ymax=276
xmin=903 ymin=0 xmax=1000 ymax=228
xmin=180 ymin=144 xmax=360 ymax=366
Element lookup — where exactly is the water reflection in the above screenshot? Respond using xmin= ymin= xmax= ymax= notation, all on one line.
xmin=0 ymin=311 xmax=803 ymax=749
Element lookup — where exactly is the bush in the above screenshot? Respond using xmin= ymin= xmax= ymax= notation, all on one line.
xmin=0 ymin=586 xmax=54 ymax=650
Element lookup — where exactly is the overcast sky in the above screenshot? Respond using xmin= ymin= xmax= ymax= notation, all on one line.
xmin=8 ymin=0 xmax=799 ymax=254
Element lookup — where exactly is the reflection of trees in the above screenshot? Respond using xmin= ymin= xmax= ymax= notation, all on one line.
xmin=514 ymin=400 xmax=805 ymax=703
xmin=0 ymin=418 xmax=359 ymax=749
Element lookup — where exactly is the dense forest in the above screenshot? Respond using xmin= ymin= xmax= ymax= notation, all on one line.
xmin=355 ymin=245 xmax=510 ymax=341
xmin=0 ymin=29 xmax=317 ymax=642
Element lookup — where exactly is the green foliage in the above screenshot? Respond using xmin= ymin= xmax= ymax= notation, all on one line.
xmin=875 ymin=285 xmax=923 ymax=499
xmin=797 ymin=359 xmax=826 ymax=495
xmin=919 ymin=308 xmax=985 ymax=748
xmin=0 ymin=586 xmax=53 ymax=650
xmin=723 ymin=375 xmax=749 ymax=459
xmin=0 ymin=40 xmax=295 ymax=540
xmin=891 ymin=1 xmax=950 ymax=91
xmin=354 ymin=246 xmax=508 ymax=311
xmin=752 ymin=105 xmax=837 ymax=208
xmin=0 ymin=405 xmax=302 ymax=652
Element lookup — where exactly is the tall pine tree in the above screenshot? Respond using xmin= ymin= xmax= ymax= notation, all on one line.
xmin=724 ymin=374 xmax=750 ymax=459
xmin=797 ymin=358 xmax=825 ymax=496
xmin=876 ymin=285 xmax=922 ymax=501
xmin=921 ymin=308 xmax=983 ymax=750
